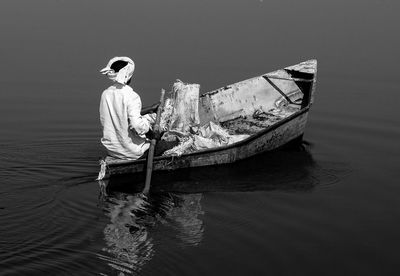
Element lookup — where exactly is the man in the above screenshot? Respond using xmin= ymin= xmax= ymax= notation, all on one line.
xmin=99 ymin=56 xmax=156 ymax=160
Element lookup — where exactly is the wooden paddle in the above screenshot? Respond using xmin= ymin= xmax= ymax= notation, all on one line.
xmin=142 ymin=89 xmax=166 ymax=195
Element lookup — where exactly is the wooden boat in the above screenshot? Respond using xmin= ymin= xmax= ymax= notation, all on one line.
xmin=99 ymin=59 xmax=317 ymax=179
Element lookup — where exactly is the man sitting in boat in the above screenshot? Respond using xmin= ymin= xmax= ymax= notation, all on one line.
xmin=99 ymin=56 xmax=156 ymax=160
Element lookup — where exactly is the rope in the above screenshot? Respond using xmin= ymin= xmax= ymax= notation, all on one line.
xmin=96 ymin=159 xmax=107 ymax=180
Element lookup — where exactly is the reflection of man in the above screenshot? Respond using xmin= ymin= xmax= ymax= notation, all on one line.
xmin=99 ymin=56 xmax=156 ymax=160
xmin=98 ymin=191 xmax=204 ymax=274
xmin=100 ymin=194 xmax=154 ymax=274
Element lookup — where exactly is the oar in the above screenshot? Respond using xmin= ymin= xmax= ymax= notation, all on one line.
xmin=142 ymin=89 xmax=166 ymax=195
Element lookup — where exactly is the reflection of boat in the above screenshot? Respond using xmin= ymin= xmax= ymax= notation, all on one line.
xmin=106 ymin=140 xmax=317 ymax=194
xmin=100 ymin=60 xmax=317 ymax=178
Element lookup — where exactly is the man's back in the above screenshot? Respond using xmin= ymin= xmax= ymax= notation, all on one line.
xmin=100 ymin=84 xmax=150 ymax=160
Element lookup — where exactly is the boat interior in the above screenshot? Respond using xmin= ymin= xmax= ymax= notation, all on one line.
xmin=197 ymin=60 xmax=317 ymax=134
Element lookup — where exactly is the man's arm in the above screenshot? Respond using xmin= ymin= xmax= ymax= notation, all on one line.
xmin=127 ymin=94 xmax=152 ymax=136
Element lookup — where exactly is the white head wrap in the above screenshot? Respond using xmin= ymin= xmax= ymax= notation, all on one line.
xmin=100 ymin=56 xmax=135 ymax=84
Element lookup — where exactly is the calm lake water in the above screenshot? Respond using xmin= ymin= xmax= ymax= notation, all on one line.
xmin=1 ymin=0 xmax=400 ymax=275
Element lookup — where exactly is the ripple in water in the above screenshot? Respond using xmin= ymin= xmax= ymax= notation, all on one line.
xmin=96 ymin=189 xmax=204 ymax=275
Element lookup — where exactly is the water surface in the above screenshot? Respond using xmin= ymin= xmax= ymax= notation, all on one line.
xmin=1 ymin=0 xmax=400 ymax=275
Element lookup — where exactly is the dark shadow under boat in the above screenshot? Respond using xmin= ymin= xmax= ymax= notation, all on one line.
xmin=105 ymin=138 xmax=318 ymax=194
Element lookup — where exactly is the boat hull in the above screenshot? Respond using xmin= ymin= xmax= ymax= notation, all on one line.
xmin=105 ymin=109 xmax=309 ymax=177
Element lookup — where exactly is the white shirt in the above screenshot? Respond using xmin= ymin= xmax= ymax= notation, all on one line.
xmin=100 ymin=83 xmax=151 ymax=160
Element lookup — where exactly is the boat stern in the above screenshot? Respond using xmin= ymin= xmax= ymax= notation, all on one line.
xmin=284 ymin=59 xmax=318 ymax=107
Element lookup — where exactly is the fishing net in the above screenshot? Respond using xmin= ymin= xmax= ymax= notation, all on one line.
xmin=159 ymin=80 xmax=200 ymax=133
xmin=159 ymin=80 xmax=250 ymax=157
xmin=221 ymin=108 xmax=296 ymax=135
xmin=158 ymin=79 xmax=301 ymax=157
xmin=162 ymin=121 xmax=250 ymax=156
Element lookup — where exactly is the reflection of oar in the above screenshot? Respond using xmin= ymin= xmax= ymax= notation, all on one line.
xmin=142 ymin=89 xmax=166 ymax=195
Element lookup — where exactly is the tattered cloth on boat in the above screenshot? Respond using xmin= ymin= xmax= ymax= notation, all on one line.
xmin=159 ymin=80 xmax=249 ymax=157
xmin=162 ymin=121 xmax=249 ymax=156
xmin=157 ymin=79 xmax=299 ymax=157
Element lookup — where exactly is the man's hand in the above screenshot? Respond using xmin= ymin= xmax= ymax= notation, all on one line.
xmin=143 ymin=113 xmax=156 ymax=125
xmin=145 ymin=129 xmax=155 ymax=140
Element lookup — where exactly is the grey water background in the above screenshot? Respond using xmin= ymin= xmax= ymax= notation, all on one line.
xmin=1 ymin=0 xmax=399 ymax=275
